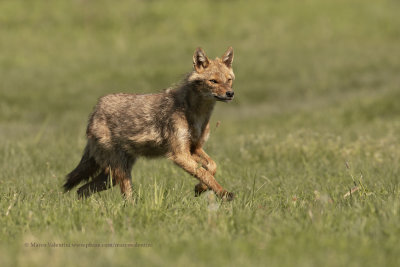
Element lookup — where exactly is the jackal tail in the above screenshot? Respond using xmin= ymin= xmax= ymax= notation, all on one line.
xmin=63 ymin=145 xmax=99 ymax=191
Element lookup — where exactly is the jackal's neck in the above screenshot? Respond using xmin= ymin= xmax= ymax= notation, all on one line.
xmin=187 ymin=86 xmax=215 ymax=116
xmin=175 ymin=80 xmax=216 ymax=124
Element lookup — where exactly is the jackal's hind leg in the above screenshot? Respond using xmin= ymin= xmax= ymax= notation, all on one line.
xmin=111 ymin=166 xmax=133 ymax=199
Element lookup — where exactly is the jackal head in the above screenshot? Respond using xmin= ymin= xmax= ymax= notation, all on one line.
xmin=189 ymin=47 xmax=235 ymax=102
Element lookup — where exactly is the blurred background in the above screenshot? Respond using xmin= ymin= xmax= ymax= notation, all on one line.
xmin=1 ymin=0 xmax=400 ymax=266
xmin=2 ymin=0 xmax=399 ymax=127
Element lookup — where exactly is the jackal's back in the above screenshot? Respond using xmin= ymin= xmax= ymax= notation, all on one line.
xmin=87 ymin=92 xmax=176 ymax=160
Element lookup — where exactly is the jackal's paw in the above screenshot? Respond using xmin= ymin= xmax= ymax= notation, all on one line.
xmin=194 ymin=183 xmax=209 ymax=197
xmin=221 ymin=191 xmax=235 ymax=201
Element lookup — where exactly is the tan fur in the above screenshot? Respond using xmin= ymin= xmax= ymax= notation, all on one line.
xmin=64 ymin=47 xmax=236 ymax=201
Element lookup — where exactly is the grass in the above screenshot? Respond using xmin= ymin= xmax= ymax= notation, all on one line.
xmin=1 ymin=0 xmax=400 ymax=266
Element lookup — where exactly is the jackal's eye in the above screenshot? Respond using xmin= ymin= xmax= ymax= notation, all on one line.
xmin=227 ymin=78 xmax=232 ymax=82
xmin=209 ymin=79 xmax=218 ymax=84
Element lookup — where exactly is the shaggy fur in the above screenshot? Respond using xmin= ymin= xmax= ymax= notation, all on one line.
xmin=64 ymin=47 xmax=236 ymax=201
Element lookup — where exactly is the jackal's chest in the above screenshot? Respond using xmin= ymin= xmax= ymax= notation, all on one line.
xmin=189 ymin=119 xmax=210 ymax=147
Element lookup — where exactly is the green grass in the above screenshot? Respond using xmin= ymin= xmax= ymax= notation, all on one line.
xmin=1 ymin=0 xmax=400 ymax=266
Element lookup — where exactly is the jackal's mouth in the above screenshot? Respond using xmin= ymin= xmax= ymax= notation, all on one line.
xmin=213 ymin=95 xmax=234 ymax=102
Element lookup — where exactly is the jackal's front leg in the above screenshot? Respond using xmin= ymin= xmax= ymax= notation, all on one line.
xmin=171 ymin=152 xmax=233 ymax=201
xmin=192 ymin=148 xmax=217 ymax=175
xmin=192 ymin=148 xmax=217 ymax=196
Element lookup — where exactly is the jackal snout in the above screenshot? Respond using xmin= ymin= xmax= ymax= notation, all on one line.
xmin=191 ymin=46 xmax=236 ymax=102
xmin=212 ymin=81 xmax=235 ymax=102
xmin=225 ymin=91 xmax=234 ymax=98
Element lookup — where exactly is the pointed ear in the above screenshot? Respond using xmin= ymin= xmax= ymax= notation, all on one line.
xmin=221 ymin=46 xmax=234 ymax=68
xmin=193 ymin=47 xmax=209 ymax=72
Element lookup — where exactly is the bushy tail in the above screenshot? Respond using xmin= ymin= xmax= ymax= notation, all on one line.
xmin=63 ymin=146 xmax=99 ymax=192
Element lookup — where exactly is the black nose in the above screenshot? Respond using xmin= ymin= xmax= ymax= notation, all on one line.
xmin=226 ymin=91 xmax=234 ymax=98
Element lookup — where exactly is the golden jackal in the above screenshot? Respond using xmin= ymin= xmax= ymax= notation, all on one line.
xmin=64 ymin=47 xmax=235 ymax=201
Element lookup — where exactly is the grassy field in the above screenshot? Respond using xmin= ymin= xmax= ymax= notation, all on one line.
xmin=1 ymin=0 xmax=400 ymax=266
